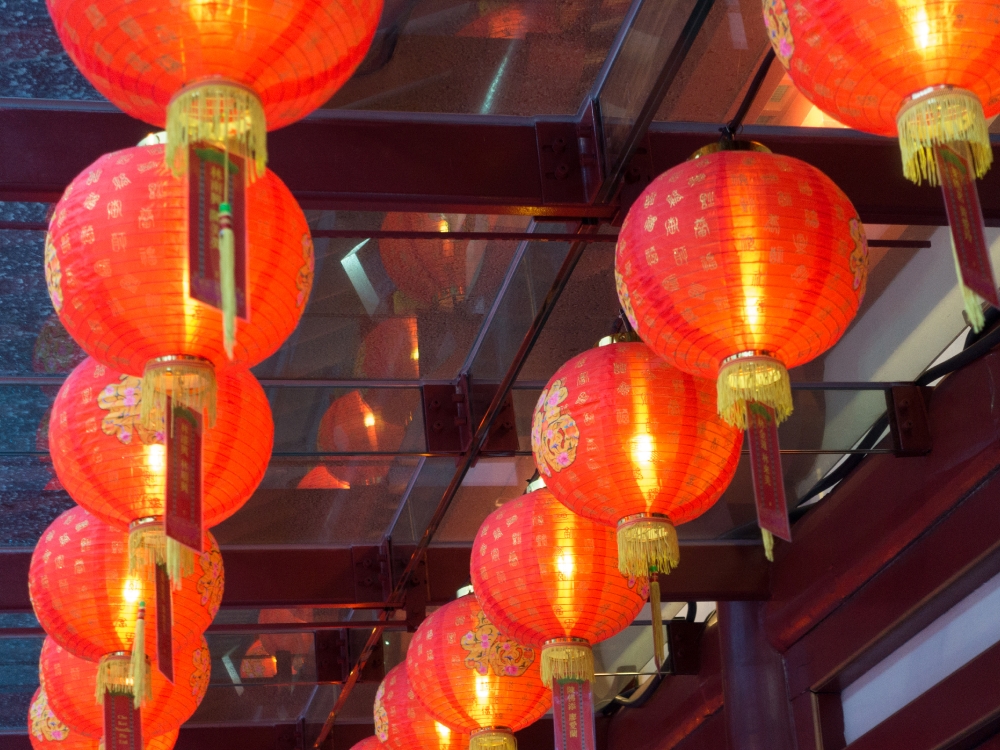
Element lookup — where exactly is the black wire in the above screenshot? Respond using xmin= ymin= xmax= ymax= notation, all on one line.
xmin=721 ymin=48 xmax=775 ymax=140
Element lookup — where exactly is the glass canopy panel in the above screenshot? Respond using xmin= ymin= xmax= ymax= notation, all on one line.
xmin=0 ymin=636 xmax=41 ymax=731
xmin=323 ymin=0 xmax=633 ymax=116
xmin=652 ymin=0 xmax=772 ymax=123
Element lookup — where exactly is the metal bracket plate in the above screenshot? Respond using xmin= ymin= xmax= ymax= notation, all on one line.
xmin=886 ymin=385 xmax=932 ymax=456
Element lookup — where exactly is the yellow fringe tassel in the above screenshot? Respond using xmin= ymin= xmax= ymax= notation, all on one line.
xmin=950 ymin=231 xmax=987 ymax=333
xmin=129 ymin=523 xmax=196 ymax=591
xmin=616 ymin=517 xmax=679 ymax=578
xmin=717 ymin=355 xmax=792 ymax=430
xmin=541 ymin=641 xmax=594 ymax=687
xmin=165 ymin=80 xmax=267 ymax=180
xmin=470 ymin=728 xmax=517 ymax=750
xmin=650 ymin=578 xmax=666 ymax=669
xmin=762 ymin=529 xmax=775 ymax=563
xmin=140 ymin=357 xmax=217 ymax=432
xmin=96 ymin=654 xmax=150 ymax=707
xmin=896 ymin=87 xmax=992 ymax=186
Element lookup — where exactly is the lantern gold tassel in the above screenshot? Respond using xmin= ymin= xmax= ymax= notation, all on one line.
xmin=541 ymin=639 xmax=594 ymax=687
xmin=96 ymin=653 xmax=149 ymax=706
xmin=762 ymin=528 xmax=775 ymax=563
xmin=470 ymin=728 xmax=517 ymax=750
xmin=165 ymin=79 xmax=267 ymax=181
xmin=896 ymin=86 xmax=992 ymax=186
xmin=650 ymin=575 xmax=666 ymax=670
xmin=130 ymin=602 xmax=147 ymax=708
xmin=616 ymin=514 xmax=679 ymax=578
xmin=950 ymin=232 xmax=987 ymax=334
xmin=717 ymin=354 xmax=792 ymax=430
xmin=218 ymin=202 xmax=237 ymax=360
xmin=140 ymin=355 xmax=217 ymax=432
xmin=128 ymin=520 xmax=195 ymax=591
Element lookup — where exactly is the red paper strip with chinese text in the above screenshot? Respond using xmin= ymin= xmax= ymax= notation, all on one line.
xmin=188 ymin=143 xmax=248 ymax=318
xmin=104 ymin=693 xmax=142 ymax=750
xmin=746 ymin=402 xmax=791 ymax=542
xmin=936 ymin=142 xmax=999 ymax=307
xmin=155 ymin=563 xmax=174 ymax=683
xmin=165 ymin=398 xmax=204 ymax=553
xmin=552 ymin=680 xmax=596 ymax=750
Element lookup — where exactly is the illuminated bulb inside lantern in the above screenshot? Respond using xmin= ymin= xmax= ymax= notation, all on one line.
xmin=435 ymin=723 xmax=452 ymax=742
xmin=474 ymin=671 xmax=491 ymax=705
xmin=744 ymin=295 xmax=761 ymax=328
xmin=145 ymin=444 xmax=166 ymax=475
xmin=914 ymin=6 xmax=931 ymax=49
xmin=630 ymin=433 xmax=654 ymax=466
xmin=123 ymin=577 xmax=142 ymax=604
xmin=187 ymin=0 xmax=233 ymax=23
xmin=411 ymin=346 xmax=420 ymax=362
xmin=364 ymin=413 xmax=376 ymax=428
xmin=556 ymin=550 xmax=575 ymax=579
xmin=437 ymin=216 xmax=450 ymax=233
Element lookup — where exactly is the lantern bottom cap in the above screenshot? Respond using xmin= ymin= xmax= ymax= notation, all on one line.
xmin=165 ymin=79 xmax=267 ymax=180
xmin=140 ymin=356 xmax=217 ymax=431
xmin=128 ymin=521 xmax=195 ymax=589
xmin=896 ymin=86 xmax=992 ymax=186
xmin=470 ymin=727 xmax=516 ymax=750
xmin=541 ymin=640 xmax=594 ymax=687
xmin=717 ymin=353 xmax=792 ymax=430
xmin=616 ymin=516 xmax=679 ymax=577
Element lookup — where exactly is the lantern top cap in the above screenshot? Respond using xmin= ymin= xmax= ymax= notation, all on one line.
xmin=689 ymin=139 xmax=771 ymax=161
xmin=597 ymin=330 xmax=642 ymax=347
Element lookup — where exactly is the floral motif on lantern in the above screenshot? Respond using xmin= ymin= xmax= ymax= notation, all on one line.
xmin=460 ymin=610 xmax=535 ymax=677
xmin=198 ymin=546 xmax=224 ymax=617
xmin=44 ymin=236 xmax=63 ymax=313
xmin=374 ymin=682 xmax=389 ymax=741
xmin=762 ymin=0 xmax=794 ymax=67
xmin=615 ymin=268 xmax=638 ymax=330
xmin=30 ymin=688 xmax=69 ymax=742
xmin=297 ymin=234 xmax=315 ymax=310
xmin=98 ymin=374 xmax=161 ymax=444
xmin=189 ymin=644 xmax=211 ymax=697
xmin=849 ymin=218 xmax=869 ymax=300
xmin=531 ymin=379 xmax=579 ymax=476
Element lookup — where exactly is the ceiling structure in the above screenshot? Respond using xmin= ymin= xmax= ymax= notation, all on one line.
xmin=1 ymin=0 xmax=997 ymax=748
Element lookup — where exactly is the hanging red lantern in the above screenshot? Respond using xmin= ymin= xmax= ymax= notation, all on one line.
xmin=379 ymin=213 xmax=472 ymax=310
xmin=316 ymin=390 xmax=404 ymax=487
xmin=349 ymin=738 xmax=383 ymax=750
xmin=45 ymin=143 xmax=312 ymax=425
xmin=407 ymin=595 xmax=551 ymax=750
xmin=49 ymin=357 xmax=271 ymax=573
xmin=374 ymin=663 xmax=469 ymax=750
xmin=40 ymin=636 xmax=209 ymax=740
xmin=29 ymin=688 xmax=179 ymax=750
xmin=471 ymin=487 xmax=646 ymax=683
xmin=258 ymin=608 xmax=312 ymax=677
xmin=46 ymin=0 xmax=382 ymax=179
xmin=532 ymin=341 xmax=742 ymax=576
xmin=29 ymin=507 xmax=222 ymax=700
xmin=355 ymin=317 xmax=420 ymax=429
xmin=762 ymin=0 xmax=1000 ymax=326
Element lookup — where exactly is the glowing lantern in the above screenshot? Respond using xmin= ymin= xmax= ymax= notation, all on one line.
xmin=762 ymin=0 xmax=1000 ymax=325
xmin=533 ymin=341 xmax=742 ymax=576
xmin=349 ymin=738 xmax=383 ymax=750
xmin=40 ymin=636 xmax=209 ymax=740
xmin=49 ymin=357 xmax=271 ymax=574
xmin=355 ymin=317 xmax=420 ymax=429
xmin=374 ymin=664 xmax=469 ymax=750
xmin=471 ymin=487 xmax=646 ymax=683
xmin=316 ymin=390 xmax=404 ymax=487
xmin=379 ymin=213 xmax=472 ymax=309
xmin=407 ymin=595 xmax=551 ymax=750
xmin=29 ymin=507 xmax=222 ymax=701
xmin=46 ymin=0 xmax=382 ymax=178
xmin=45 ymin=143 xmax=313 ymax=424
xmin=29 ymin=688 xmax=178 ymax=750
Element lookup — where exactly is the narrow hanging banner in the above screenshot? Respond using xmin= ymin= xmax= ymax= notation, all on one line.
xmin=155 ymin=563 xmax=174 ymax=683
xmin=746 ymin=402 xmax=791 ymax=543
xmin=936 ymin=142 xmax=999 ymax=307
xmin=187 ymin=143 xmax=249 ymax=317
xmin=104 ymin=692 xmax=142 ymax=750
xmin=552 ymin=679 xmax=596 ymax=750
xmin=165 ymin=397 xmax=204 ymax=553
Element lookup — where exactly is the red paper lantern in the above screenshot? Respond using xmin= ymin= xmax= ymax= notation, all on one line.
xmin=46 ymin=0 xmax=382 ymax=177
xmin=349 ymin=738 xmax=383 ymax=750
xmin=616 ymin=147 xmax=866 ymax=433
xmin=40 ymin=636 xmax=209 ymax=740
xmin=356 ymin=317 xmax=420 ymax=429
xmin=29 ymin=507 xmax=222 ymax=695
xmin=471 ymin=488 xmax=646 ymax=686
xmin=259 ymin=608 xmax=312 ymax=677
xmin=49 ymin=357 xmax=272 ymax=542
xmin=316 ymin=390 xmax=404 ymax=487
xmin=379 ymin=214 xmax=471 ymax=309
xmin=407 ymin=595 xmax=551 ymax=750
xmin=374 ymin=664 xmax=469 ymax=750
xmin=29 ymin=688 xmax=178 ymax=750
xmin=532 ymin=342 xmax=742 ymax=576
xmin=45 ymin=143 xmax=312 ymax=423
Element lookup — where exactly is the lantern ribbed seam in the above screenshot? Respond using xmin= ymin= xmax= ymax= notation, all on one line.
xmin=896 ymin=87 xmax=992 ymax=186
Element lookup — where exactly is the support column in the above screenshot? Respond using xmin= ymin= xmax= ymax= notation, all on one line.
xmin=718 ymin=601 xmax=796 ymax=750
